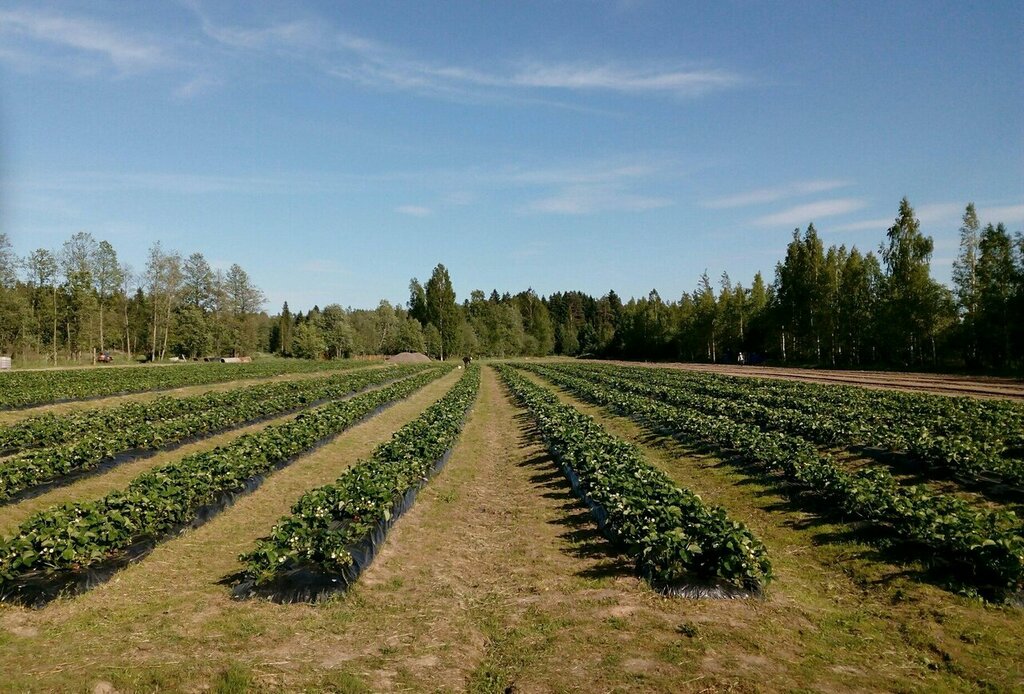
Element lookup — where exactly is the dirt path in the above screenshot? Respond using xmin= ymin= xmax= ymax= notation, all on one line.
xmin=595 ymin=359 xmax=1024 ymax=400
xmin=319 ymin=364 xmax=745 ymax=692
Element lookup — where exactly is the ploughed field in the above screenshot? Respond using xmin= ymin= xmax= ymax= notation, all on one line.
xmin=0 ymin=359 xmax=1021 ymax=692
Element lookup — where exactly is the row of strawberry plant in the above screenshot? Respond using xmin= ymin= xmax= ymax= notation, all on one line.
xmin=0 ymin=363 xmax=397 ymax=454
xmin=0 ymin=368 xmax=446 ymax=603
xmin=235 ymin=364 xmax=480 ymax=599
xmin=0 ymin=358 xmax=370 ymax=410
xmin=0 ymin=365 xmax=429 ymax=504
xmin=500 ymin=365 xmax=771 ymax=595
xmin=524 ymin=363 xmax=1024 ymax=595
xmin=562 ymin=363 xmax=1024 ymax=491
xmin=580 ymin=363 xmax=1024 ymax=447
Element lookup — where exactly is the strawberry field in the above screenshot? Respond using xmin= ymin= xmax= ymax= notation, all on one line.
xmin=0 ymin=359 xmax=1022 ymax=692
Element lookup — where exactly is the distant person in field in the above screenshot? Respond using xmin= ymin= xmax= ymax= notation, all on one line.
xmin=463 ymin=356 xmax=472 ymax=367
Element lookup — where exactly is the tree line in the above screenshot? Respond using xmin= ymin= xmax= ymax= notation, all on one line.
xmin=376 ymin=198 xmax=1022 ymax=371
xmin=1 ymin=197 xmax=1021 ymax=371
xmin=0 ymin=232 xmax=267 ymax=363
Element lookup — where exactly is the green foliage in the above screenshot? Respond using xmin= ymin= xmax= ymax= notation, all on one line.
xmin=0 ymin=369 xmax=444 ymax=586
xmin=0 ymin=364 xmax=426 ymax=501
xmin=240 ymin=366 xmax=479 ymax=585
xmin=423 ymin=263 xmax=460 ymax=361
xmin=527 ymin=362 xmax=1024 ymax=594
xmin=292 ymin=322 xmax=327 ymax=360
xmin=499 ymin=365 xmax=772 ymax=592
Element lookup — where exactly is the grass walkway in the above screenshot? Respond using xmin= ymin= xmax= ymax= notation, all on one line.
xmin=0 ymin=369 xmax=459 ymax=692
xmin=1 ymin=365 xmax=1020 ymax=692
xmin=521 ymin=367 xmax=1024 ymax=692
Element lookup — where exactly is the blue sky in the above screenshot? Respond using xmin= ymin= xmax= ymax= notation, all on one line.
xmin=1 ymin=1 xmax=1022 ymax=312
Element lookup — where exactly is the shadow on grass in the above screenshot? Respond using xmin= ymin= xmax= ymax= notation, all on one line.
xmin=553 ymin=395 xmax=1020 ymax=600
xmin=504 ymin=399 xmax=638 ymax=583
xmin=846 ymin=446 xmax=1024 ymax=510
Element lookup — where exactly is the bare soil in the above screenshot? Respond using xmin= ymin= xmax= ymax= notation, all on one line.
xmin=385 ymin=352 xmax=432 ymax=364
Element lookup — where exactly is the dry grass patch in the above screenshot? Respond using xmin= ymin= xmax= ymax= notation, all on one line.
xmin=525 ymin=368 xmax=1024 ymax=693
xmin=0 ymin=369 xmax=459 ymax=692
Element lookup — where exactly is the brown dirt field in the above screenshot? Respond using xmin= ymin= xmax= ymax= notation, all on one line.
xmin=591 ymin=359 xmax=1024 ymax=400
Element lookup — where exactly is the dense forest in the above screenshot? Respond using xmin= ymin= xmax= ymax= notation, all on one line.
xmin=1 ymin=198 xmax=1021 ymax=371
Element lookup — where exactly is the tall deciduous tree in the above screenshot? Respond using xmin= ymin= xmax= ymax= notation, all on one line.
xmin=952 ymin=203 xmax=981 ymax=363
xmin=975 ymin=223 xmax=1016 ymax=367
xmin=26 ymin=248 xmax=59 ymax=363
xmin=144 ymin=242 xmax=183 ymax=360
xmin=182 ymin=253 xmax=215 ymax=310
xmin=0 ymin=233 xmax=17 ymax=289
xmin=424 ymin=263 xmax=458 ymax=361
xmin=92 ymin=240 xmax=124 ymax=351
xmin=61 ymin=232 xmax=99 ymax=359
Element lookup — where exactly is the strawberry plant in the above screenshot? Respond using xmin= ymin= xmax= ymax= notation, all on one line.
xmin=525 ymin=363 xmax=1024 ymax=595
xmin=0 ymin=358 xmax=372 ymax=410
xmin=237 ymin=365 xmax=480 ymax=595
xmin=0 ymin=368 xmax=446 ymax=600
xmin=0 ymin=364 xmax=427 ymax=503
xmin=499 ymin=365 xmax=771 ymax=594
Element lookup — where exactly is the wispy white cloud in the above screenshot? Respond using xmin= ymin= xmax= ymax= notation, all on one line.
xmin=17 ymin=155 xmax=679 ymax=218
xmin=830 ymin=217 xmax=890 ymax=233
xmin=192 ymin=9 xmax=745 ymax=101
xmin=510 ymin=240 xmax=550 ymax=261
xmin=302 ymin=259 xmax=347 ymax=274
xmin=396 ymin=205 xmax=433 ymax=217
xmin=506 ymin=63 xmax=741 ymax=96
xmin=443 ymin=191 xmax=475 ymax=206
xmin=0 ymin=8 xmax=172 ymax=74
xmin=832 ymin=201 xmax=1024 ymax=233
xmin=980 ymin=204 xmax=1024 ymax=225
xmin=173 ymin=75 xmax=221 ymax=99
xmin=525 ymin=184 xmax=672 ymax=215
xmin=506 ymin=157 xmax=676 ymax=215
xmin=704 ymin=180 xmax=850 ymax=209
xmin=505 ymin=163 xmax=656 ymax=186
xmin=0 ymin=4 xmax=748 ymax=105
xmin=753 ymin=198 xmax=865 ymax=227
xmin=14 ymin=170 xmax=363 ymax=196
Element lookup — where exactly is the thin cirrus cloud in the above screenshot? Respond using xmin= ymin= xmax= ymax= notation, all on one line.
xmin=0 ymin=5 xmax=749 ymax=103
xmin=0 ymin=8 xmax=172 ymax=74
xmin=525 ymin=184 xmax=673 ymax=215
xmin=832 ymin=202 xmax=1024 ymax=233
xmin=191 ymin=8 xmax=746 ymax=100
xmin=704 ymin=180 xmax=850 ymax=209
xmin=396 ymin=205 xmax=433 ymax=217
xmin=753 ymin=198 xmax=866 ymax=227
